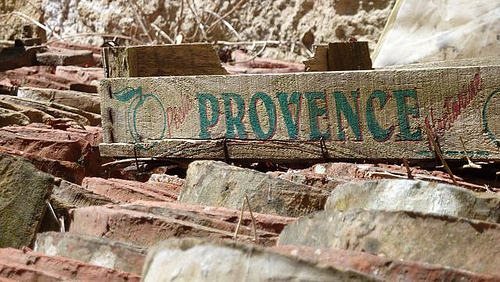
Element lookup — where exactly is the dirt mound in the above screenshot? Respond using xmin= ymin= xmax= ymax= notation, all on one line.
xmin=2 ymin=0 xmax=394 ymax=61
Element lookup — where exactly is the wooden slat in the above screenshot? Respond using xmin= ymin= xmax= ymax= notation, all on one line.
xmin=102 ymin=44 xmax=228 ymax=78
xmin=100 ymin=65 xmax=500 ymax=161
xmin=305 ymin=42 xmax=373 ymax=72
xmin=304 ymin=45 xmax=328 ymax=72
xmin=327 ymin=42 xmax=372 ymax=71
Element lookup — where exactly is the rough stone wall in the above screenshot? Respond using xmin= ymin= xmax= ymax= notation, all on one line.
xmin=3 ymin=0 xmax=394 ymax=60
xmin=0 ymin=0 xmax=44 ymax=42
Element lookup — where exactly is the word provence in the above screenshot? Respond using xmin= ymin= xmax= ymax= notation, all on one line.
xmin=196 ymin=89 xmax=421 ymax=142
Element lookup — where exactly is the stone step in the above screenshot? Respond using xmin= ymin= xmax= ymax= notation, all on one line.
xmin=273 ymin=246 xmax=500 ymax=281
xmin=0 ymin=154 xmax=53 ymax=248
xmin=326 ymin=179 xmax=500 ymax=223
xmin=0 ymin=247 xmax=139 ymax=282
xmin=70 ymin=203 xmax=279 ymax=247
xmin=179 ymin=160 xmax=329 ymax=217
xmin=142 ymin=238 xmax=380 ymax=282
xmin=278 ymin=208 xmax=500 ymax=275
xmin=36 ymin=231 xmax=147 ymax=275
xmin=81 ymin=177 xmax=178 ymax=203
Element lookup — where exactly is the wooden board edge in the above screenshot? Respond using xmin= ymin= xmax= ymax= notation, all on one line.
xmin=99 ymin=139 xmax=495 ymax=162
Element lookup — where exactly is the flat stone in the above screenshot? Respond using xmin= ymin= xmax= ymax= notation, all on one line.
xmin=19 ymin=73 xmax=74 ymax=90
xmin=148 ymin=173 xmax=184 ymax=188
xmin=0 ymin=145 xmax=85 ymax=184
xmin=0 ymin=125 xmax=102 ymax=183
xmin=125 ymin=200 xmax=295 ymax=234
xmin=326 ymin=179 xmax=500 ymax=223
xmin=179 ymin=160 xmax=329 ymax=217
xmin=0 ymin=107 xmax=30 ymax=127
xmin=0 ymin=247 xmax=140 ymax=281
xmin=36 ymin=48 xmax=94 ymax=66
xmin=18 ymin=87 xmax=100 ymax=114
xmin=0 ymin=154 xmax=53 ymax=248
xmin=55 ymin=66 xmax=104 ymax=84
xmin=81 ymin=177 xmax=177 ymax=203
xmin=273 ymin=246 xmax=500 ymax=281
xmin=267 ymin=169 xmax=343 ymax=192
xmin=0 ymin=126 xmax=92 ymax=162
xmin=309 ymin=162 xmax=465 ymax=187
xmin=70 ymin=203 xmax=279 ymax=247
xmin=53 ymin=178 xmax=115 ymax=208
xmin=278 ymin=208 xmax=500 ymax=275
xmin=35 ymin=231 xmax=147 ymax=275
xmin=142 ymin=238 xmax=379 ymax=282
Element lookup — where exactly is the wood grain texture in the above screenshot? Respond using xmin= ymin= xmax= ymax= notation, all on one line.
xmin=102 ymin=44 xmax=227 ymax=78
xmin=328 ymin=42 xmax=372 ymax=71
xmin=304 ymin=45 xmax=328 ymax=72
xmin=100 ymin=65 xmax=500 ymax=160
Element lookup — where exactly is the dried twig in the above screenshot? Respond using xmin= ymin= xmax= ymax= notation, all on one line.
xmin=459 ymin=136 xmax=482 ymax=169
xmin=184 ymin=0 xmax=205 ymax=41
xmin=424 ymin=124 xmax=459 ymax=186
xmin=206 ymin=0 xmax=247 ymax=34
xmin=150 ymin=23 xmax=174 ymax=44
xmin=233 ymin=42 xmax=268 ymax=64
xmin=10 ymin=11 xmax=61 ymax=40
xmin=244 ymin=194 xmax=258 ymax=243
xmin=59 ymin=216 xmax=65 ymax=233
xmin=203 ymin=10 xmax=241 ymax=39
xmin=175 ymin=0 xmax=185 ymax=38
xmin=46 ymin=200 xmax=61 ymax=229
xmin=48 ymin=33 xmax=144 ymax=45
xmin=233 ymin=196 xmax=246 ymax=240
xmin=128 ymin=0 xmax=153 ymax=43
xmin=402 ymin=157 xmax=413 ymax=179
xmin=101 ymin=157 xmax=156 ymax=168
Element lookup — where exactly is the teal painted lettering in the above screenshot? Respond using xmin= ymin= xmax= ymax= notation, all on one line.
xmin=197 ymin=93 xmax=219 ymax=139
xmin=334 ymin=91 xmax=362 ymax=141
xmin=305 ymin=92 xmax=330 ymax=140
xmin=277 ymin=92 xmax=301 ymax=139
xmin=394 ymin=90 xmax=422 ymax=141
xmin=222 ymin=93 xmax=247 ymax=139
xmin=366 ymin=90 xmax=394 ymax=141
xmin=249 ymin=92 xmax=276 ymax=139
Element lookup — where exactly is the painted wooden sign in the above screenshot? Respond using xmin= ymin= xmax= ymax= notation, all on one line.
xmin=100 ymin=65 xmax=500 ymax=161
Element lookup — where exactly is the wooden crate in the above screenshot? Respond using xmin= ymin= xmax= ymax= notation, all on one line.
xmin=100 ymin=65 xmax=500 ymax=161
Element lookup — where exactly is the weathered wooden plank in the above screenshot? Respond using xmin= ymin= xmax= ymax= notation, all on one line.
xmin=102 ymin=44 xmax=228 ymax=78
xmin=304 ymin=42 xmax=372 ymax=72
xmin=100 ymin=65 xmax=500 ymax=160
xmin=328 ymin=42 xmax=372 ymax=71
xmin=304 ymin=44 xmax=328 ymax=72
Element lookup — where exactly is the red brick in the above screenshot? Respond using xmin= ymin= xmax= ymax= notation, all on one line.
xmin=0 ymin=247 xmax=139 ymax=282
